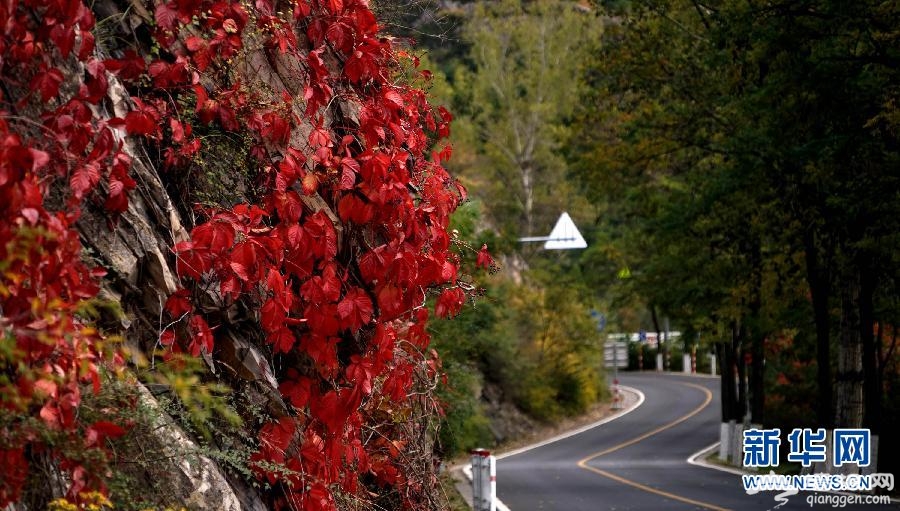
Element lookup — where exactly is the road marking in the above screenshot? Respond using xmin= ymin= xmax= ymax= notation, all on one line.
xmin=687 ymin=442 xmax=747 ymax=476
xmin=455 ymin=386 xmax=645 ymax=511
xmin=497 ymin=385 xmax=645 ymax=460
xmin=577 ymin=381 xmax=732 ymax=511
xmin=578 ymin=464 xmax=731 ymax=511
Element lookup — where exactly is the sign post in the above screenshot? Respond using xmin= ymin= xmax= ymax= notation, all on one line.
xmin=470 ymin=449 xmax=496 ymax=511
xmin=518 ymin=212 xmax=587 ymax=250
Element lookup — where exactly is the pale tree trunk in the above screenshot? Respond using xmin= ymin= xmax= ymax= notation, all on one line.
xmin=521 ymin=162 xmax=534 ymax=236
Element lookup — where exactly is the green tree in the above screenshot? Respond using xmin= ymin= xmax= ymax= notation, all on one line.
xmin=454 ymin=0 xmax=602 ymax=240
xmin=573 ymin=0 xmax=900 ymax=448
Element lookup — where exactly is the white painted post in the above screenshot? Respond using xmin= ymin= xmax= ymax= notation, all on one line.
xmin=489 ymin=452 xmax=496 ymax=510
xmin=656 ymin=353 xmax=663 ymax=371
xmin=612 ymin=378 xmax=622 ymax=410
xmin=732 ymin=423 xmax=745 ymax=468
xmin=683 ymin=354 xmax=691 ymax=374
xmin=863 ymin=435 xmax=878 ymax=474
xmin=719 ymin=422 xmax=731 ymax=461
xmin=471 ymin=449 xmax=496 ymax=511
xmin=709 ymin=353 xmax=717 ymax=376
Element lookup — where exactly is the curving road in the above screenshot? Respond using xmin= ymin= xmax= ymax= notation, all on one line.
xmin=496 ymin=373 xmax=897 ymax=511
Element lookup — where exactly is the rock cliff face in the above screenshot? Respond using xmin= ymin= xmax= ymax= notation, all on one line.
xmin=2 ymin=0 xmax=464 ymax=507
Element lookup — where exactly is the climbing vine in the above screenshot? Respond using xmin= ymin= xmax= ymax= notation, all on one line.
xmin=1 ymin=0 xmax=483 ymax=507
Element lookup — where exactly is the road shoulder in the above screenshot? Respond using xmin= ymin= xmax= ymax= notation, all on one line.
xmin=449 ymin=386 xmax=645 ymax=509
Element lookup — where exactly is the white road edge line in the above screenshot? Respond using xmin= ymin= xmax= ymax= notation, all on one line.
xmin=686 ymin=442 xmax=747 ymax=476
xmin=497 ymin=385 xmax=646 ymax=460
xmin=456 ymin=385 xmax=646 ymax=511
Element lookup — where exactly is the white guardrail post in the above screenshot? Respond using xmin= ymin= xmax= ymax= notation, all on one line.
xmin=471 ymin=448 xmax=496 ymax=511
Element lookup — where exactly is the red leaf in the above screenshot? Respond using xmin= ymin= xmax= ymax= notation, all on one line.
xmin=345 ymin=355 xmax=374 ymax=395
xmin=170 ymin=118 xmax=186 ymax=143
xmin=160 ymin=328 xmax=176 ymax=346
xmin=304 ymin=333 xmax=339 ymax=375
xmin=276 ymin=151 xmax=305 ymax=192
xmin=31 ymin=67 xmax=65 ymax=102
xmin=49 ymin=23 xmax=75 ymax=57
xmin=185 ymin=35 xmax=207 ymax=52
xmin=29 ymin=149 xmax=50 ymax=172
xmin=105 ymin=174 xmax=136 ymax=213
xmin=69 ymin=163 xmax=100 ymax=198
xmin=376 ymin=283 xmax=404 ymax=320
xmin=383 ymin=363 xmax=412 ymax=401
xmin=300 ymin=264 xmax=341 ymax=303
xmin=86 ymin=421 xmax=127 ymax=447
xmin=39 ymin=402 xmax=61 ymax=429
xmin=435 ymin=287 xmax=465 ymax=318
xmin=325 ymin=22 xmax=352 ymax=52
xmin=340 ymin=165 xmax=356 ymax=190
xmin=274 ymin=191 xmax=304 ymax=223
xmin=155 ymin=2 xmax=179 ymax=30
xmin=104 ymin=50 xmax=146 ymax=80
xmin=303 ymin=482 xmax=336 ymax=511
xmin=337 ymin=287 xmax=373 ymax=332
xmin=173 ymin=241 xmax=211 ymax=279
xmin=268 ymin=327 xmax=295 ymax=353
xmin=304 ymin=212 xmax=337 ymax=258
xmin=311 ymin=387 xmax=359 ymax=434
xmin=476 ymin=244 xmax=494 ymax=269
xmin=259 ymin=417 xmax=296 ymax=453
xmin=383 ymin=89 xmax=404 ymax=109
xmin=165 ymin=289 xmax=193 ymax=317
xmin=188 ymin=315 xmax=214 ymax=356
xmin=21 ymin=208 xmax=39 ymax=225
xmin=279 ymin=373 xmax=313 ymax=408
xmin=192 ymin=220 xmax=236 ymax=252
xmin=0 ymin=448 xmax=28 ymax=504
xmin=301 ymin=173 xmax=318 ymax=195
xmin=308 ymin=124 xmax=332 ymax=148
xmin=124 ymin=111 xmax=156 ymax=136
xmin=305 ymin=303 xmax=341 ymax=337
xmin=260 ymin=298 xmax=286 ymax=333
xmin=337 ymin=194 xmax=374 ymax=224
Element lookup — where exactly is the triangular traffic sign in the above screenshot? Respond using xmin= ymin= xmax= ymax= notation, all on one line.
xmin=544 ymin=212 xmax=587 ymax=250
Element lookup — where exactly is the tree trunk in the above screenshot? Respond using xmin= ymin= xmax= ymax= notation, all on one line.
xmin=835 ymin=273 xmax=864 ymax=428
xmin=650 ymin=305 xmax=664 ymax=370
xmin=734 ymin=321 xmax=748 ymax=423
xmin=749 ymin=330 xmax=765 ymax=424
xmin=717 ymin=340 xmax=739 ymax=422
xmin=804 ymin=228 xmax=833 ymax=428
xmin=860 ymin=266 xmax=880 ymax=434
xmin=748 ymin=241 xmax=765 ymax=424
xmin=521 ymin=162 xmax=534 ymax=235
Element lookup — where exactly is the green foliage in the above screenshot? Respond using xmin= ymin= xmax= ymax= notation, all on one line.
xmin=447 ymin=0 xmax=602 ymax=240
xmin=84 ymin=368 xmax=254 ymax=511
xmin=571 ymin=0 xmax=900 ymax=432
xmin=432 ymin=273 xmax=608 ymax=452
xmin=140 ymin=354 xmax=242 ymax=440
xmin=431 ymin=206 xmax=608 ymax=455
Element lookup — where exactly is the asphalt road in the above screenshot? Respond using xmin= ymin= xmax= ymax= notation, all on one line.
xmin=496 ymin=372 xmax=897 ymax=511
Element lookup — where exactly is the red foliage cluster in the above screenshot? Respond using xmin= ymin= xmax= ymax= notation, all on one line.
xmin=149 ymin=0 xmax=472 ymax=503
xmin=2 ymin=0 xmax=487 ymax=506
xmin=1 ymin=0 xmax=132 ymax=503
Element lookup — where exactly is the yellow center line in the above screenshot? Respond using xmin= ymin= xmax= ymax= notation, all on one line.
xmin=577 ymin=381 xmax=732 ymax=511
